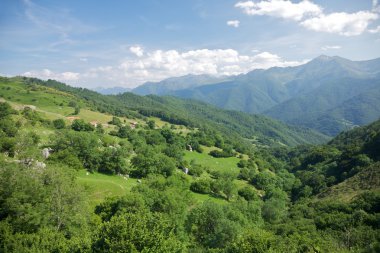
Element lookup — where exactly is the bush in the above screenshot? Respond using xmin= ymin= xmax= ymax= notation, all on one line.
xmin=48 ymin=150 xmax=84 ymax=170
xmin=238 ymin=186 xmax=258 ymax=201
xmin=108 ymin=116 xmax=122 ymax=127
xmin=53 ymin=119 xmax=66 ymax=129
xmin=190 ymin=179 xmax=211 ymax=194
xmin=0 ymin=102 xmax=16 ymax=118
xmin=237 ymin=159 xmax=248 ymax=168
xmin=71 ymin=119 xmax=94 ymax=132
xmin=209 ymin=148 xmax=235 ymax=158
xmin=188 ymin=164 xmax=204 ymax=177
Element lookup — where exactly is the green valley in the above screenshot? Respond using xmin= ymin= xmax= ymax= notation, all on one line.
xmin=0 ymin=76 xmax=379 ymax=252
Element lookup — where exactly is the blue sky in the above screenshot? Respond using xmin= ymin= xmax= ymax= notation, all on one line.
xmin=1 ymin=0 xmax=379 ymax=88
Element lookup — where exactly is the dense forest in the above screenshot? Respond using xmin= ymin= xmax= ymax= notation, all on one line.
xmin=0 ymin=77 xmax=379 ymax=252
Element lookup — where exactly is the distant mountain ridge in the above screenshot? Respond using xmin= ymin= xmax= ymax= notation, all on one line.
xmin=131 ymin=55 xmax=380 ymax=136
xmin=132 ymin=74 xmax=231 ymax=95
xmin=93 ymin=86 xmax=131 ymax=95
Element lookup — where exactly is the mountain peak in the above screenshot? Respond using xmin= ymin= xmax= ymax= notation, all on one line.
xmin=315 ymin=55 xmax=334 ymax=61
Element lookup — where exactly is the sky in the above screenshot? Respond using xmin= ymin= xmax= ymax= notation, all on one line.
xmin=1 ymin=0 xmax=380 ymax=88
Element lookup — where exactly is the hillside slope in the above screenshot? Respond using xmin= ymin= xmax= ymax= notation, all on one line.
xmin=0 ymin=76 xmax=328 ymax=146
xmin=113 ymin=93 xmax=329 ymax=146
xmin=131 ymin=56 xmax=380 ymax=136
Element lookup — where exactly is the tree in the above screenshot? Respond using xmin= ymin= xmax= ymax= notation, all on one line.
xmin=186 ymin=201 xmax=240 ymax=249
xmin=48 ymin=149 xmax=84 ymax=170
xmin=96 ymin=123 xmax=104 ymax=134
xmin=0 ymin=102 xmax=16 ymax=118
xmin=68 ymin=101 xmax=77 ymax=107
xmin=190 ymin=179 xmax=211 ymax=194
xmin=251 ymin=170 xmax=278 ymax=191
xmin=0 ymin=164 xmax=92 ymax=252
xmin=262 ymin=188 xmax=289 ymax=224
xmin=93 ymin=211 xmax=184 ymax=252
xmin=237 ymin=159 xmax=248 ymax=168
xmin=238 ymin=186 xmax=258 ymax=201
xmin=50 ymin=130 xmax=100 ymax=171
xmin=228 ymin=228 xmax=275 ymax=253
xmin=117 ymin=126 xmax=130 ymax=138
xmin=71 ymin=119 xmax=94 ymax=131
xmin=131 ymin=149 xmax=176 ymax=177
xmin=53 ymin=119 xmax=66 ymax=129
xmin=98 ymin=147 xmax=128 ymax=175
xmin=74 ymin=106 xmax=80 ymax=115
xmin=108 ymin=116 xmax=122 ymax=127
xmin=147 ymin=120 xmax=155 ymax=129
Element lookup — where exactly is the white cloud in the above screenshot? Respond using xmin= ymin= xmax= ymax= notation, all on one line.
xmin=321 ymin=45 xmax=341 ymax=51
xmin=301 ymin=11 xmax=378 ymax=36
xmin=79 ymin=57 xmax=88 ymax=62
xmin=249 ymin=51 xmax=308 ymax=69
xmin=227 ymin=20 xmax=240 ymax=27
xmin=236 ymin=0 xmax=379 ymax=36
xmin=235 ymin=0 xmax=322 ymax=21
xmin=23 ymin=69 xmax=80 ymax=81
xmin=369 ymin=25 xmax=380 ymax=33
xmin=95 ymin=48 xmax=306 ymax=87
xmin=129 ymin=46 xmax=144 ymax=57
xmin=20 ymin=48 xmax=307 ymax=88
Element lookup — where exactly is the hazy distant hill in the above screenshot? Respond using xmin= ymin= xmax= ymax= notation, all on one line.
xmin=132 ymin=74 xmax=230 ymax=95
xmin=131 ymin=56 xmax=380 ymax=136
xmin=93 ymin=86 xmax=131 ymax=95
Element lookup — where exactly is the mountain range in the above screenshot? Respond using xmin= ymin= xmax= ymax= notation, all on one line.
xmin=93 ymin=86 xmax=131 ymax=95
xmin=131 ymin=55 xmax=380 ymax=136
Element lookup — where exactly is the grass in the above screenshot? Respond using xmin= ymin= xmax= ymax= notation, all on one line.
xmin=76 ymin=170 xmax=138 ymax=206
xmin=0 ymin=80 xmax=196 ymax=134
xmin=190 ymin=192 xmax=227 ymax=205
xmin=76 ymin=169 xmax=230 ymax=207
xmin=184 ymin=149 xmax=241 ymax=176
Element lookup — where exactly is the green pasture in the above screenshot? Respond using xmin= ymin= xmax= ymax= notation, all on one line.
xmin=76 ymin=170 xmax=138 ymax=206
xmin=184 ymin=149 xmax=241 ymax=176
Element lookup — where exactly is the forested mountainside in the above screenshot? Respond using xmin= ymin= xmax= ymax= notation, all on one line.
xmin=13 ymin=76 xmax=328 ymax=146
xmin=0 ymin=76 xmax=379 ymax=252
xmin=132 ymin=56 xmax=380 ymax=136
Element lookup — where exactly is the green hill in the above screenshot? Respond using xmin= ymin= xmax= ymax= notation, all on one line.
xmin=0 ymin=76 xmax=379 ymax=252
xmin=2 ymin=76 xmax=328 ymax=147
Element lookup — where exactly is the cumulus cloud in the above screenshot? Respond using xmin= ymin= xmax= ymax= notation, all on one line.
xmin=102 ymin=48 xmax=306 ymax=86
xmin=129 ymin=46 xmax=144 ymax=57
xmin=23 ymin=69 xmax=80 ymax=81
xmin=301 ymin=11 xmax=378 ymax=36
xmin=20 ymin=49 xmax=307 ymax=88
xmin=235 ymin=0 xmax=322 ymax=21
xmin=321 ymin=45 xmax=341 ymax=51
xmin=236 ymin=0 xmax=379 ymax=36
xmin=227 ymin=20 xmax=240 ymax=27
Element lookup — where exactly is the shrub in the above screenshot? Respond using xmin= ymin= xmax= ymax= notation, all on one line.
xmin=190 ymin=179 xmax=211 ymax=194
xmin=53 ymin=119 xmax=66 ymax=129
